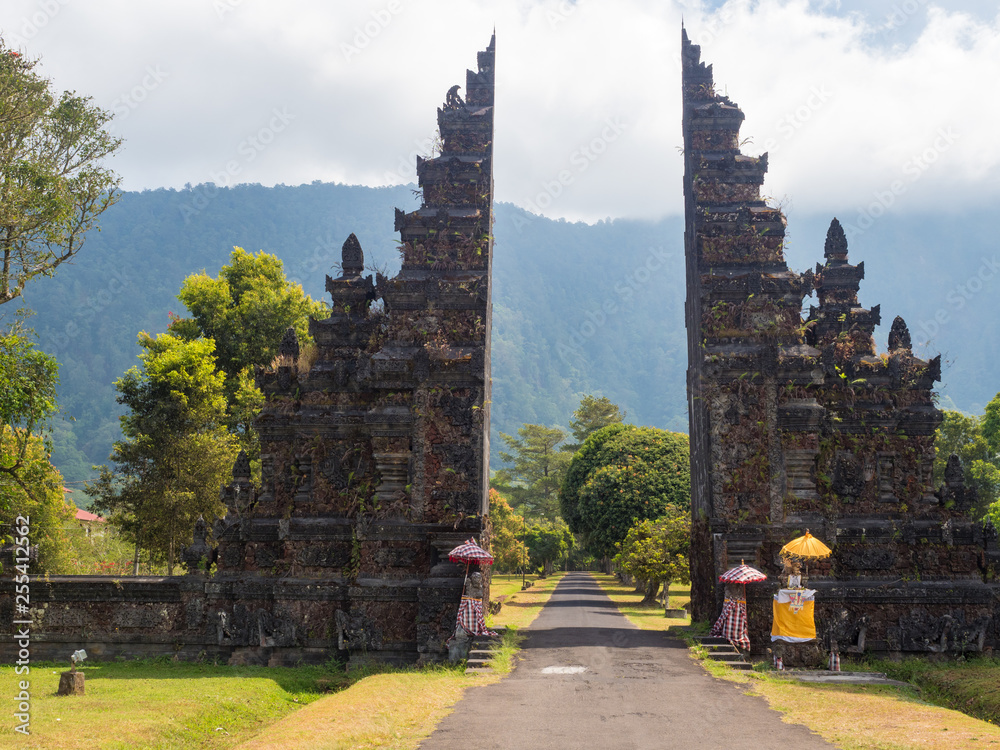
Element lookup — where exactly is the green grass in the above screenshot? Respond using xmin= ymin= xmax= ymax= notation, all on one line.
xmin=0 ymin=658 xmax=424 ymax=749
xmin=858 ymin=656 xmax=1000 ymax=727
xmin=488 ymin=573 xmax=535 ymax=602
xmin=234 ymin=664 xmax=479 ymax=750
xmin=487 ymin=628 xmax=525 ymax=675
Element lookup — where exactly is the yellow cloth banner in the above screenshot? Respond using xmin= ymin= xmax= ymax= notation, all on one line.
xmin=771 ymin=589 xmax=816 ymax=641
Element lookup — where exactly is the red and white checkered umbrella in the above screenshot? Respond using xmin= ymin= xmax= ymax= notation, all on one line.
xmin=448 ymin=538 xmax=494 ymax=566
xmin=718 ymin=561 xmax=767 ymax=584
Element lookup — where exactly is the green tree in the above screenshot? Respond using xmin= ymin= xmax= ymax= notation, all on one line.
xmin=933 ymin=409 xmax=1000 ymax=518
xmin=87 ymin=333 xmax=238 ymax=574
xmin=0 ymin=427 xmax=75 ymax=572
xmin=0 ymin=331 xmax=58 ymax=505
xmin=525 ymin=518 xmax=573 ymax=576
xmin=614 ymin=509 xmax=690 ymax=604
xmin=0 ymin=47 xmax=122 ymax=307
xmin=493 ymin=424 xmax=570 ymax=520
xmin=561 ymin=424 xmax=690 ymax=560
xmin=169 ymin=247 xmax=328 ymax=461
xmin=486 ymin=488 xmax=528 ymax=573
xmin=563 ymin=395 xmax=625 ymax=452
xmin=170 ymin=247 xmax=328 ymax=383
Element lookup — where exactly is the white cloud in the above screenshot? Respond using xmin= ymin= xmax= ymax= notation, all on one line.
xmin=1 ymin=0 xmax=997 ymax=222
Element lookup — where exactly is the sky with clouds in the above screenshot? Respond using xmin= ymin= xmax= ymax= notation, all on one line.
xmin=1 ymin=0 xmax=998 ymax=224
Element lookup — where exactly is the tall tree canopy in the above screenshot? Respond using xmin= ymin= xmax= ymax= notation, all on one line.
xmin=87 ymin=333 xmax=237 ymax=574
xmin=563 ymin=395 xmax=625 ymax=452
xmin=0 ymin=42 xmax=119 ymax=523
xmin=614 ymin=509 xmax=691 ymax=603
xmin=0 ymin=428 xmax=75 ymax=573
xmin=525 ymin=518 xmax=573 ymax=576
xmin=493 ymin=424 xmax=570 ymax=520
xmin=0 ymin=331 xmax=58 ymax=505
xmin=560 ymin=424 xmax=690 ymax=559
xmin=934 ymin=407 xmax=1000 ymax=520
xmin=168 ymin=247 xmax=328 ymax=460
xmin=486 ymin=489 xmax=528 ymax=574
xmin=169 ymin=247 xmax=328 ymax=383
xmin=0 ymin=46 xmax=122 ymax=307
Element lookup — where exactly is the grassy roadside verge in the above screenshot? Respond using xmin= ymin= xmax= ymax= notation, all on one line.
xmin=861 ymin=657 xmax=1000 ymax=728
xmin=0 ymin=659 xmax=339 ymax=749
xmin=593 ymin=573 xmax=1000 ymax=750
xmin=235 ymin=666 xmax=476 ymax=750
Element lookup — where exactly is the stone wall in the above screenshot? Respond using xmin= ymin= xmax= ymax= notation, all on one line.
xmin=681 ymin=28 xmax=1000 ymax=655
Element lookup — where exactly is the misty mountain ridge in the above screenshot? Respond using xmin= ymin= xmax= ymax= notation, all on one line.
xmin=18 ymin=181 xmax=997 ymax=501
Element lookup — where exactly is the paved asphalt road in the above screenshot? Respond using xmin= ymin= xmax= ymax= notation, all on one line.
xmin=421 ymin=572 xmax=835 ymax=750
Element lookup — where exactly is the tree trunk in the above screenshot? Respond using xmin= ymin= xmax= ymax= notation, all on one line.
xmin=658 ymin=580 xmax=670 ymax=608
xmin=132 ymin=543 xmax=141 ymax=576
xmin=634 ymin=577 xmax=646 ymax=594
xmin=641 ymin=580 xmax=660 ymax=604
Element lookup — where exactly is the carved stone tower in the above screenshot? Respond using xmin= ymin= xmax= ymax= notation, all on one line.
xmin=682 ymin=29 xmax=998 ymax=655
xmin=209 ymin=35 xmax=496 ymax=665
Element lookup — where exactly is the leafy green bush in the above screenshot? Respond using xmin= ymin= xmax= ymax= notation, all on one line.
xmin=561 ymin=425 xmax=689 ymax=558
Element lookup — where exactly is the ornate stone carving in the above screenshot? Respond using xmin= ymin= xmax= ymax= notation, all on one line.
xmin=204 ymin=37 xmax=495 ymax=668
xmin=822 ymin=610 xmax=868 ymax=654
xmin=278 ymin=327 xmax=299 ymax=359
xmin=890 ymin=610 xmax=990 ymax=653
xmin=940 ymin=454 xmax=977 ymax=512
xmin=216 ymin=604 xmax=297 ymax=648
xmin=112 ymin=607 xmax=168 ymax=629
xmin=297 ymin=543 xmax=352 ymax=568
xmin=373 ymin=547 xmax=418 ymax=568
xmin=445 ymin=84 xmax=464 ymax=109
xmin=232 ymin=450 xmax=251 ymax=481
xmin=832 ymin=451 xmax=865 ymax=500
xmin=341 ymin=233 xmax=364 ymax=277
xmin=888 ymin=315 xmax=912 ymax=352
xmin=335 ymin=609 xmax=383 ymax=651
xmin=824 ymin=218 xmax=848 ymax=261
xmin=180 ymin=516 xmax=211 ymax=575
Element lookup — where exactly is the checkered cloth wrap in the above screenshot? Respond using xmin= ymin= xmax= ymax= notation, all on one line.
xmin=710 ymin=597 xmax=750 ymax=650
xmin=455 ymin=596 xmax=498 ymax=638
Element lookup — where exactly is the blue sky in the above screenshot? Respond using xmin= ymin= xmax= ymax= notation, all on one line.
xmin=1 ymin=0 xmax=998 ymax=222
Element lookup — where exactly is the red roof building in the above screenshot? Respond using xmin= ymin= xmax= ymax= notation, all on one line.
xmin=74 ymin=508 xmax=105 ymax=523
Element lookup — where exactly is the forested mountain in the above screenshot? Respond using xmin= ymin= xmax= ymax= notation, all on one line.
xmin=22 ymin=182 xmax=999 ymax=503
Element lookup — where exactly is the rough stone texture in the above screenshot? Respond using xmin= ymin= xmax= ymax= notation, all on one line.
xmin=57 ymin=671 xmax=85 ymax=696
xmin=0 ymin=37 xmax=496 ymax=668
xmin=682 ymin=28 xmax=999 ymax=655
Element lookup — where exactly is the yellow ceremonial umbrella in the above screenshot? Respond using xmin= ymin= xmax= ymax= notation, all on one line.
xmin=780 ymin=529 xmax=832 ymax=560
xmin=780 ymin=530 xmax=832 ymax=583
